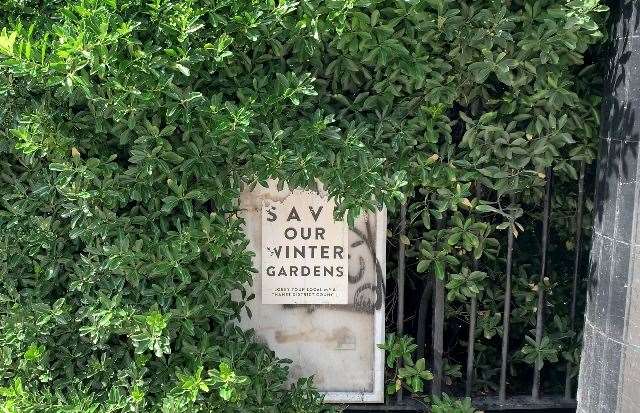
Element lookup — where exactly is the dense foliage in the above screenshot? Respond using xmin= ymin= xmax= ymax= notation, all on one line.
xmin=0 ymin=0 xmax=607 ymax=411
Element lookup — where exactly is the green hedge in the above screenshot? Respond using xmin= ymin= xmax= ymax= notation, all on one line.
xmin=0 ymin=0 xmax=606 ymax=411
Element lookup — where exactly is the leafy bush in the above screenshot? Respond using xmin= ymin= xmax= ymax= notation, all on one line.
xmin=378 ymin=334 xmax=434 ymax=395
xmin=431 ymin=394 xmax=477 ymax=413
xmin=0 ymin=0 xmax=607 ymax=410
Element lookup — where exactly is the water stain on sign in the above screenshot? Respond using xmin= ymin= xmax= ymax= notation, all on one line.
xmin=238 ymin=181 xmax=385 ymax=402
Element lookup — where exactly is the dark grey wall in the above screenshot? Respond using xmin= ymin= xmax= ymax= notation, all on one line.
xmin=577 ymin=1 xmax=640 ymax=412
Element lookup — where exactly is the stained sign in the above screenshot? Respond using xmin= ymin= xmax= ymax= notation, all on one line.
xmin=261 ymin=189 xmax=348 ymax=304
xmin=239 ymin=181 xmax=385 ymax=402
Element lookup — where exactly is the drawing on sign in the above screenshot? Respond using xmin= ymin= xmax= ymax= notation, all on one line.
xmin=280 ymin=220 xmax=385 ymax=314
xmin=261 ymin=190 xmax=348 ymax=304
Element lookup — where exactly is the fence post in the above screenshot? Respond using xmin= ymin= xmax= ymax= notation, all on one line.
xmin=499 ymin=197 xmax=515 ymax=402
xmin=432 ymin=273 xmax=444 ymax=397
xmin=465 ymin=285 xmax=477 ymax=397
xmin=532 ymin=168 xmax=552 ymax=400
xmin=565 ymin=161 xmax=585 ymax=399
xmin=466 ymin=184 xmax=482 ymax=397
xmin=396 ymin=201 xmax=407 ymax=403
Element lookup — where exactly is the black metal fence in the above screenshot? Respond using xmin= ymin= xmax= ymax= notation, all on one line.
xmin=350 ymin=162 xmax=588 ymax=412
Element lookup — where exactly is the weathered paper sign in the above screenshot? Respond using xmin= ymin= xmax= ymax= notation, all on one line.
xmin=239 ymin=182 xmax=386 ymax=402
xmin=261 ymin=189 xmax=348 ymax=304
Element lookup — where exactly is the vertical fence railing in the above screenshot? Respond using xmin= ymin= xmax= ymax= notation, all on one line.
xmin=416 ymin=280 xmax=432 ymax=361
xmin=432 ymin=269 xmax=444 ymax=396
xmin=499 ymin=201 xmax=515 ymax=402
xmin=465 ymin=184 xmax=482 ymax=397
xmin=465 ymin=275 xmax=477 ymax=397
xmin=532 ymin=168 xmax=553 ymax=400
xmin=381 ymin=166 xmax=587 ymax=411
xmin=396 ymin=202 xmax=407 ymax=403
xmin=565 ymin=161 xmax=586 ymax=399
